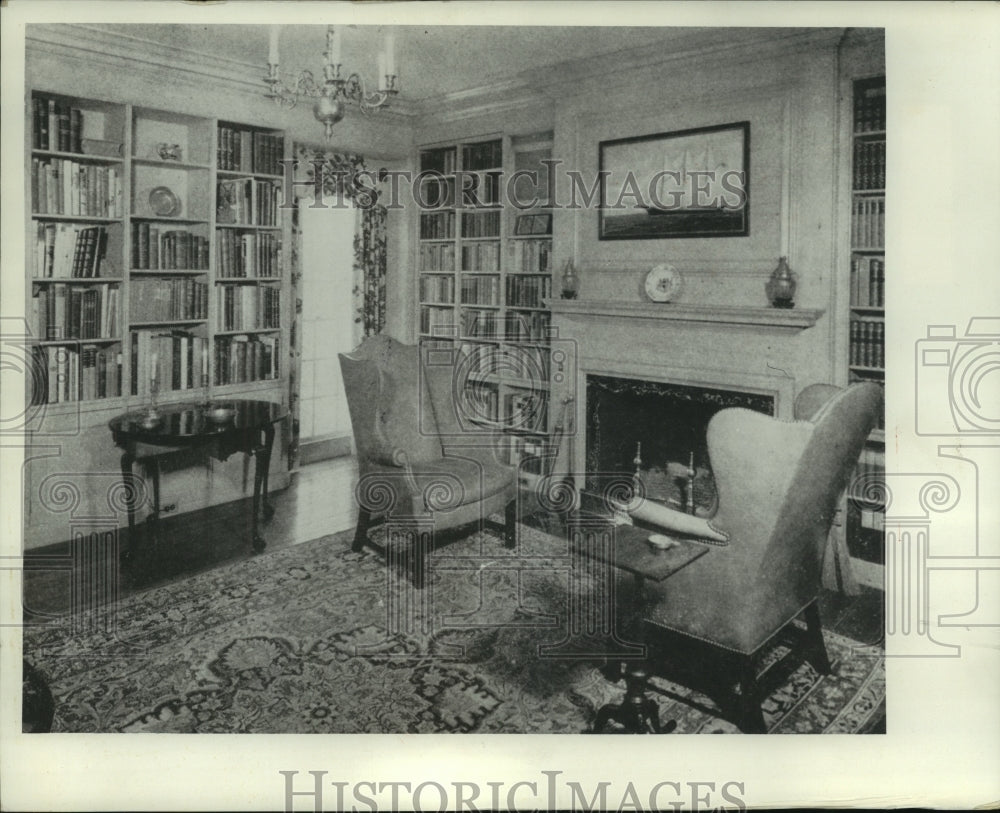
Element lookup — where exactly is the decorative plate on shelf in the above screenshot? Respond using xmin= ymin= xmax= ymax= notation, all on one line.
xmin=644 ymin=264 xmax=683 ymax=303
xmin=148 ymin=186 xmax=181 ymax=218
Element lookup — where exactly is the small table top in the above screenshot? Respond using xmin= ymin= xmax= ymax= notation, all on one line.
xmin=569 ymin=515 xmax=710 ymax=582
xmin=109 ymin=399 xmax=285 ymax=447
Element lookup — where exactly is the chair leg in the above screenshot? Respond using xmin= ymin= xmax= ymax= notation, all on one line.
xmin=804 ymin=600 xmax=832 ymax=675
xmin=504 ymin=499 xmax=517 ymax=549
xmin=738 ymin=654 xmax=767 ymax=734
xmin=352 ymin=508 xmax=372 ymax=553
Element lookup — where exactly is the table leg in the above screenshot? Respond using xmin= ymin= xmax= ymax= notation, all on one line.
xmin=120 ymin=452 xmax=137 ymax=558
xmin=250 ymin=425 xmax=274 ymax=553
xmin=592 ymin=574 xmax=678 ymax=734
xmin=146 ymin=456 xmax=161 ymax=549
xmin=261 ymin=424 xmax=275 ymax=521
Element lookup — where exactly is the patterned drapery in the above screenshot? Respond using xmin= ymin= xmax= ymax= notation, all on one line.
xmin=286 ymin=144 xmax=388 ymax=470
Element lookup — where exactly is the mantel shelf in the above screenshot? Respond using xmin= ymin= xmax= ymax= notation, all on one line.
xmin=546 ymin=299 xmax=824 ymax=332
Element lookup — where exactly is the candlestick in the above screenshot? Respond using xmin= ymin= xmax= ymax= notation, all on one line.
xmin=377 ymin=52 xmax=387 ymax=91
xmin=385 ymin=33 xmax=395 ymax=78
xmin=269 ymin=26 xmax=280 ymax=66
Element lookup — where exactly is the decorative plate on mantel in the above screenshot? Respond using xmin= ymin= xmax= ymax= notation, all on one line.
xmin=644 ymin=264 xmax=683 ymax=303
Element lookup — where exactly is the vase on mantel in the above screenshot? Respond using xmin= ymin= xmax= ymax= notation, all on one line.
xmin=765 ymin=256 xmax=797 ymax=309
xmin=560 ymin=260 xmax=579 ymax=299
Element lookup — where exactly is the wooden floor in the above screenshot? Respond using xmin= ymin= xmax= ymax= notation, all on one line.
xmin=23 ymin=454 xmax=886 ymax=648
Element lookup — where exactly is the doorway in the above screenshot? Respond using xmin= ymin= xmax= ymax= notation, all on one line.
xmin=297 ymin=200 xmax=357 ymax=463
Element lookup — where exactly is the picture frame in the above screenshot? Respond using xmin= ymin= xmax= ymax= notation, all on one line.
xmin=598 ymin=121 xmax=750 ymax=240
xmin=514 ymin=213 xmax=552 ymax=236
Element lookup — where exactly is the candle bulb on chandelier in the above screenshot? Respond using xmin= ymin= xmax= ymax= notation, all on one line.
xmin=329 ymin=27 xmax=341 ymax=66
xmin=268 ymin=26 xmax=280 ymax=66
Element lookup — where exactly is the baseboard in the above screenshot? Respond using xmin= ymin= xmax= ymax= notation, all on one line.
xmin=299 ymin=434 xmax=352 ymax=465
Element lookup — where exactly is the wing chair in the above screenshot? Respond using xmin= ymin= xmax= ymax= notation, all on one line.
xmin=339 ymin=335 xmax=518 ymax=587
xmin=628 ymin=382 xmax=882 ymax=732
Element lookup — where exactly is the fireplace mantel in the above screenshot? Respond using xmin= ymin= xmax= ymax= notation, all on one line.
xmin=548 ymin=299 xmax=824 ymax=332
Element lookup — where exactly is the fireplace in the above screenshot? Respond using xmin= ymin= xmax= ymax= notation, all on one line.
xmin=585 ymin=374 xmax=775 ymax=516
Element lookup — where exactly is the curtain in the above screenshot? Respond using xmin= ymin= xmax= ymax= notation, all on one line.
xmin=286 ymin=144 xmax=388 ymax=470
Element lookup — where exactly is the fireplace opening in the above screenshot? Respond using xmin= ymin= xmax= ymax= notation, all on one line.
xmin=585 ymin=374 xmax=775 ymax=516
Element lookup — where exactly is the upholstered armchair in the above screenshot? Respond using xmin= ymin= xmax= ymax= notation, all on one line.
xmin=628 ymin=382 xmax=882 ymax=732
xmin=339 ymin=335 xmax=518 ymax=587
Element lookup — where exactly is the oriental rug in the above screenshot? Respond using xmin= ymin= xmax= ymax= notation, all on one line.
xmin=23 ymin=524 xmax=885 ymax=734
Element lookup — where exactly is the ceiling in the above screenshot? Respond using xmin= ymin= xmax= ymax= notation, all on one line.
xmin=89 ymin=24 xmax=693 ymax=101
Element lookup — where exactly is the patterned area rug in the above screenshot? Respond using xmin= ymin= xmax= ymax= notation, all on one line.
xmin=24 ymin=524 xmax=885 ymax=734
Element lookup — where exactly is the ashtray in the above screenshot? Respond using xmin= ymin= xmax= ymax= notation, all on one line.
xmin=205 ymin=406 xmax=235 ymax=424
xmin=648 ymin=533 xmax=680 ymax=550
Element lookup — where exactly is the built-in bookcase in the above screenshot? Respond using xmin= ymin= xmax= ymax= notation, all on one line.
xmin=416 ymin=132 xmax=554 ymax=468
xmin=845 ymin=75 xmax=886 ymax=570
xmin=25 ymin=90 xmax=288 ymax=409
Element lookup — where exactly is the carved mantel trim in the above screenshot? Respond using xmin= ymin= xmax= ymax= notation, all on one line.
xmin=548 ymin=299 xmax=824 ymax=332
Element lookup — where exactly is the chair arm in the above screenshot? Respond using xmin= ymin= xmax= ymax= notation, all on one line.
xmin=628 ymin=498 xmax=729 ymax=544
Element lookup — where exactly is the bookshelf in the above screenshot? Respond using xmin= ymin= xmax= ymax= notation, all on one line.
xmin=845 ymin=75 xmax=886 ymax=572
xmin=416 ymin=132 xmax=554 ymax=469
xmin=26 ymin=90 xmax=288 ymax=409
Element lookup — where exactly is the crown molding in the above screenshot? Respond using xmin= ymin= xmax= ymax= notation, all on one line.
xmin=25 ymin=24 xmax=418 ymax=123
xmin=416 ymin=27 xmax=846 ymax=120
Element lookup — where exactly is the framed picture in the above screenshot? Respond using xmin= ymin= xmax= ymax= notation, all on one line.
xmin=598 ymin=121 xmax=750 ymax=240
xmin=515 ymin=213 xmax=552 ymax=236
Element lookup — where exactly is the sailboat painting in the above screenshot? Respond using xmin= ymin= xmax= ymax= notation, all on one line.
xmin=599 ymin=121 xmax=749 ymax=240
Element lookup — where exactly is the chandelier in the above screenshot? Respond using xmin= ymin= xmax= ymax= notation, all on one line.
xmin=264 ymin=26 xmax=399 ymax=140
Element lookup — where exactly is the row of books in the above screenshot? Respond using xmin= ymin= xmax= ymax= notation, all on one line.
xmin=216 ymin=230 xmax=282 ymax=279
xmin=420 ymin=212 xmax=456 ymax=240
xmin=849 ymin=319 xmax=885 ymax=369
xmin=461 ymin=172 xmax=502 ymax=207
xmin=417 ymin=175 xmax=456 ymax=209
xmin=217 ymin=126 xmax=283 ymax=175
xmin=31 ymin=224 xmax=111 ymax=279
xmin=849 ymin=446 xmax=886 ymax=505
xmin=455 ymin=342 xmax=551 ymax=381
xmin=505 ymin=275 xmax=551 ymax=309
xmin=462 ymin=308 xmax=501 ymax=340
xmin=419 ymin=243 xmax=456 ymax=272
xmin=460 ymin=275 xmax=501 ymax=306
xmin=31 ymin=96 xmax=87 ymax=154
xmin=850 ymin=256 xmax=885 ymax=308
xmin=419 ymin=274 xmax=455 ymax=304
xmin=504 ymin=391 xmax=548 ymax=433
xmin=853 ymin=140 xmax=886 ymax=191
xmin=129 ymin=278 xmax=208 ymax=322
xmin=216 ymin=178 xmax=282 ymax=226
xmin=31 ymin=159 xmax=124 ymax=217
xmin=504 ymin=311 xmax=551 ymax=343
xmin=462 ymin=141 xmax=502 ymax=172
xmin=30 ymin=344 xmax=123 ymax=404
xmin=130 ymin=330 xmax=209 ymax=396
xmin=215 ymin=334 xmax=280 ymax=385
xmin=854 ymin=83 xmax=886 ymax=134
xmin=851 ymin=198 xmax=885 ymax=249
xmin=509 ymin=239 xmax=552 ymax=274
xmin=420 ymin=147 xmax=457 ymax=175
xmin=461 ymin=382 xmax=499 ymax=423
xmin=461 ymin=242 xmax=501 ymax=272
xmin=507 ymin=435 xmax=547 ymax=470
xmin=419 ymin=306 xmax=454 ymax=336
xmin=131 ymin=223 xmax=209 ymax=271
xmin=217 ymin=285 xmax=281 ymax=331
xmin=32 ymin=284 xmax=119 ymax=341
xmin=461 ymin=210 xmax=501 ymax=239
